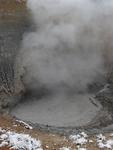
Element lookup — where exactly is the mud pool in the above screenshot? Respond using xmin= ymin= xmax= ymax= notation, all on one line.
xmin=11 ymin=94 xmax=101 ymax=127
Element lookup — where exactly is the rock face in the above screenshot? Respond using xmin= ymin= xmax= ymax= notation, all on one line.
xmin=82 ymin=83 xmax=113 ymax=129
xmin=0 ymin=0 xmax=29 ymax=113
xmin=95 ymin=84 xmax=113 ymax=112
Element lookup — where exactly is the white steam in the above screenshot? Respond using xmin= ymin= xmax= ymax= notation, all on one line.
xmin=18 ymin=0 xmax=113 ymax=95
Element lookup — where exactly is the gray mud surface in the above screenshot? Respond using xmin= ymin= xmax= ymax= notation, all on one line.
xmin=11 ymin=94 xmax=101 ymax=127
xmin=11 ymin=85 xmax=113 ymax=135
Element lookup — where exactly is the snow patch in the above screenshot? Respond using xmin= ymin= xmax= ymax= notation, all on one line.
xmin=60 ymin=147 xmax=71 ymax=150
xmin=70 ymin=132 xmax=88 ymax=150
xmin=0 ymin=128 xmax=42 ymax=150
xmin=78 ymin=148 xmax=87 ymax=150
xmin=97 ymin=134 xmax=113 ymax=149
xmin=70 ymin=132 xmax=88 ymax=145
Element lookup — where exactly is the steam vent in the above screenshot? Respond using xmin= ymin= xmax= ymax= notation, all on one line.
xmin=1 ymin=0 xmax=113 ymax=134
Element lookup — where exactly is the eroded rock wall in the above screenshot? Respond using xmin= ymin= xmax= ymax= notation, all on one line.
xmin=0 ymin=0 xmax=29 ymax=113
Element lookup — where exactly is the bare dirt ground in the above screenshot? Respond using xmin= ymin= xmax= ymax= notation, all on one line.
xmin=0 ymin=115 xmax=75 ymax=150
xmin=0 ymin=115 xmax=113 ymax=150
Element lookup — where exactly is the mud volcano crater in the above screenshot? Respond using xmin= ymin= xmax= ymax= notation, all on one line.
xmin=1 ymin=0 xmax=113 ymax=134
xmin=11 ymin=79 xmax=113 ymax=132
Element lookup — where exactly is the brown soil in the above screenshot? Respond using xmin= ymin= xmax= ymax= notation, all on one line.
xmin=0 ymin=0 xmax=26 ymax=13
xmin=0 ymin=115 xmax=113 ymax=150
xmin=0 ymin=115 xmax=73 ymax=150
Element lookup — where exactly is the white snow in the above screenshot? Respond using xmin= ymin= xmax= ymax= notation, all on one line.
xmin=89 ymin=140 xmax=93 ymax=143
xmin=1 ymin=126 xmax=113 ymax=150
xmin=97 ymin=134 xmax=113 ymax=149
xmin=0 ymin=127 xmax=6 ymax=133
xmin=69 ymin=132 xmax=88 ymax=150
xmin=0 ymin=141 xmax=8 ymax=148
xmin=60 ymin=147 xmax=71 ymax=150
xmin=70 ymin=132 xmax=88 ymax=145
xmin=0 ymin=128 xmax=43 ymax=150
xmin=78 ymin=148 xmax=87 ymax=150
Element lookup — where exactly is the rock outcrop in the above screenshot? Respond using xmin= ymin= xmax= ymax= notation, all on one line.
xmin=0 ymin=0 xmax=29 ymax=113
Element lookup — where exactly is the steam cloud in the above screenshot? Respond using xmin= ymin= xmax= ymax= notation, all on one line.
xmin=18 ymin=0 xmax=113 ymax=97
